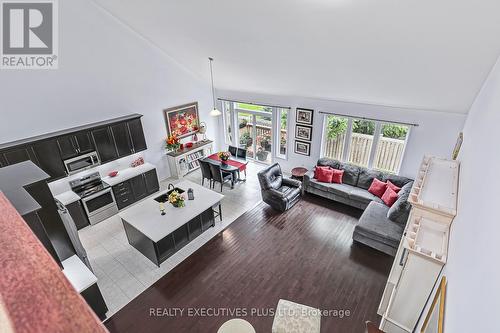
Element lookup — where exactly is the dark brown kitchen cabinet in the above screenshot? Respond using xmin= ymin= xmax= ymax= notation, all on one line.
xmin=57 ymin=135 xmax=78 ymax=159
xmin=0 ymin=154 xmax=8 ymax=167
xmin=112 ymin=168 xmax=159 ymax=210
xmin=91 ymin=127 xmax=118 ymax=163
xmin=127 ymin=118 xmax=147 ymax=153
xmin=144 ymin=169 xmax=159 ymax=194
xmin=66 ymin=200 xmax=90 ymax=230
xmin=130 ymin=174 xmax=148 ymax=201
xmin=31 ymin=139 xmax=67 ymax=179
xmin=74 ymin=131 xmax=94 ymax=154
xmin=22 ymin=210 xmax=62 ymax=267
xmin=111 ymin=122 xmax=133 ymax=157
xmin=2 ymin=145 xmax=39 ymax=166
xmin=0 ymin=114 xmax=146 ymax=182
xmin=57 ymin=131 xmax=94 ymax=160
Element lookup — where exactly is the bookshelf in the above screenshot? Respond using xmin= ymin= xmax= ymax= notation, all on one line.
xmin=166 ymin=140 xmax=213 ymax=179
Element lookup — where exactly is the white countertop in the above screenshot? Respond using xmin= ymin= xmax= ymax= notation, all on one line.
xmin=54 ymin=191 xmax=81 ymax=206
xmin=119 ymin=180 xmax=224 ymax=242
xmin=62 ymin=255 xmax=98 ymax=293
xmin=102 ymin=162 xmax=156 ymax=186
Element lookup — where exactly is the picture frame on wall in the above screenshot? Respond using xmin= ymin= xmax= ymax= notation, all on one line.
xmin=295 ymin=125 xmax=312 ymax=141
xmin=296 ymin=108 xmax=314 ymax=125
xmin=163 ymin=102 xmax=200 ymax=138
xmin=294 ymin=140 xmax=311 ymax=156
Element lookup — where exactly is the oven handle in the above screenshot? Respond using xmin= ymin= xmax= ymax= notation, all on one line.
xmin=81 ymin=187 xmax=113 ymax=202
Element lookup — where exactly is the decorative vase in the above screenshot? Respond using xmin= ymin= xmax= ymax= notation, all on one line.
xmin=221 ymin=159 xmax=228 ymax=166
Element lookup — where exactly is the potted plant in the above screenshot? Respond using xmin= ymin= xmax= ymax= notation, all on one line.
xmin=259 ymin=134 xmax=272 ymax=151
xmin=256 ymin=147 xmax=269 ymax=161
xmin=217 ymin=151 xmax=231 ymax=165
xmin=168 ymin=190 xmax=186 ymax=208
xmin=239 ymin=132 xmax=253 ymax=148
xmin=165 ymin=134 xmax=180 ymax=152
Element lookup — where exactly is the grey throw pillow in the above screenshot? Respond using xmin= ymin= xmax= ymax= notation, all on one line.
xmin=387 ymin=181 xmax=413 ymax=224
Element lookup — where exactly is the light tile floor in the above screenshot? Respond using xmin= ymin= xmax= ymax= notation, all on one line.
xmin=78 ymin=162 xmax=266 ymax=317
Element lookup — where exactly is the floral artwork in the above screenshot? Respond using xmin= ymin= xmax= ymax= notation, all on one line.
xmin=164 ymin=102 xmax=200 ymax=138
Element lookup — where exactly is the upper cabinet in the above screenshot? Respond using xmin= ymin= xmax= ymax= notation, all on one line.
xmin=1 ymin=145 xmax=39 ymax=166
xmin=91 ymin=127 xmax=118 ymax=164
xmin=127 ymin=118 xmax=147 ymax=153
xmin=58 ymin=131 xmax=95 ymax=160
xmin=110 ymin=119 xmax=147 ymax=158
xmin=32 ymin=139 xmax=67 ymax=178
xmin=110 ymin=122 xmax=133 ymax=158
xmin=0 ymin=114 xmax=147 ymax=181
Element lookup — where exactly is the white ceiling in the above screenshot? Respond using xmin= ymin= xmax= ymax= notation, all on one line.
xmin=92 ymin=0 xmax=500 ymax=114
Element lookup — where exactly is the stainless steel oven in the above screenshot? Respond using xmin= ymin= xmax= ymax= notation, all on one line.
xmin=64 ymin=151 xmax=100 ymax=175
xmin=81 ymin=187 xmax=118 ymax=225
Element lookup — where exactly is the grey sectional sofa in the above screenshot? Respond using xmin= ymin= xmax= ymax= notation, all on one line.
xmin=303 ymin=158 xmax=414 ymax=256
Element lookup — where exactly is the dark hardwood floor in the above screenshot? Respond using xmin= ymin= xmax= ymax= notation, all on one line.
xmin=105 ymin=194 xmax=393 ymax=333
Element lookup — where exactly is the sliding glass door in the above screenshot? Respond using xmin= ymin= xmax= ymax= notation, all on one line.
xmin=222 ymin=101 xmax=289 ymax=165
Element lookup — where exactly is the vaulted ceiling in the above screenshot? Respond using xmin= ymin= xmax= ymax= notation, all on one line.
xmin=92 ymin=0 xmax=500 ymax=113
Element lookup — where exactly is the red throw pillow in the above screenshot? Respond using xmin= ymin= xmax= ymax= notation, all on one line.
xmin=382 ymin=187 xmax=399 ymax=207
xmin=368 ymin=178 xmax=387 ymax=198
xmin=331 ymin=169 xmax=344 ymax=184
xmin=316 ymin=167 xmax=334 ymax=183
xmin=314 ymin=166 xmax=330 ymax=179
xmin=386 ymin=180 xmax=401 ymax=193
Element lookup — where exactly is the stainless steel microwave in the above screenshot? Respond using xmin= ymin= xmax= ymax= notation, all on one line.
xmin=64 ymin=151 xmax=100 ymax=175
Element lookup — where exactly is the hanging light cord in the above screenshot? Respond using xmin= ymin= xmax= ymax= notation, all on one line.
xmin=209 ymin=57 xmax=217 ymax=109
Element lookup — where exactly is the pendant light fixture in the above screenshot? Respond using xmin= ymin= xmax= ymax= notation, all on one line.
xmin=208 ymin=57 xmax=222 ymax=117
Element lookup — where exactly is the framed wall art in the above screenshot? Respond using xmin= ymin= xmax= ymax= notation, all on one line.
xmin=163 ymin=102 xmax=200 ymax=138
xmin=295 ymin=125 xmax=312 ymax=141
xmin=294 ymin=140 xmax=311 ymax=156
xmin=296 ymin=108 xmax=314 ymax=125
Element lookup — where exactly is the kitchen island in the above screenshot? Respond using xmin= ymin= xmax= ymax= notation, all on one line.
xmin=119 ymin=180 xmax=223 ymax=266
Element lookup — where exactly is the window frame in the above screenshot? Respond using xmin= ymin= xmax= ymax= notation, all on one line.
xmin=275 ymin=107 xmax=289 ymax=160
xmin=321 ymin=114 xmax=411 ymax=174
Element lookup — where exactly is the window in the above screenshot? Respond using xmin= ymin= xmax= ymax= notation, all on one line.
xmin=222 ymin=101 xmax=233 ymax=144
xmin=322 ymin=114 xmax=410 ymax=174
xmin=373 ymin=123 xmax=410 ymax=173
xmin=348 ymin=119 xmax=376 ymax=167
xmin=322 ymin=115 xmax=348 ymax=161
xmin=276 ymin=108 xmax=289 ymax=159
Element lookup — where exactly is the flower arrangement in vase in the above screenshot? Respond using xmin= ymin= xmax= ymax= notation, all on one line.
xmin=168 ymin=190 xmax=186 ymax=208
xmin=166 ymin=134 xmax=180 ymax=152
xmin=217 ymin=151 xmax=231 ymax=165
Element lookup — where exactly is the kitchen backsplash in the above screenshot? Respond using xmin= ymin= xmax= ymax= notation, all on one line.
xmin=48 ymin=152 xmax=146 ymax=196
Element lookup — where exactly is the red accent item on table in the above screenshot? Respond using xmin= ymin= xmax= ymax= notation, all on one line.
xmin=186 ymin=142 xmax=193 ymax=148
xmin=331 ymin=169 xmax=344 ymax=184
xmin=381 ymin=187 xmax=399 ymax=207
xmin=108 ymin=170 xmax=118 ymax=177
xmin=208 ymin=153 xmax=247 ymax=171
xmin=314 ymin=166 xmax=330 ymax=179
xmin=386 ymin=180 xmax=401 ymax=193
xmin=368 ymin=178 xmax=387 ymax=198
xmin=316 ymin=167 xmax=334 ymax=183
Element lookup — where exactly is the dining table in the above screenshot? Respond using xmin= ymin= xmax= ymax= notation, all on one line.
xmin=205 ymin=153 xmax=249 ymax=189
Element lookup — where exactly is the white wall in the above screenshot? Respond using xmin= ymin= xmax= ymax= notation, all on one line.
xmin=217 ymin=89 xmax=466 ymax=178
xmin=0 ymin=0 xmax=218 ymax=181
xmin=435 ymin=57 xmax=500 ymax=332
